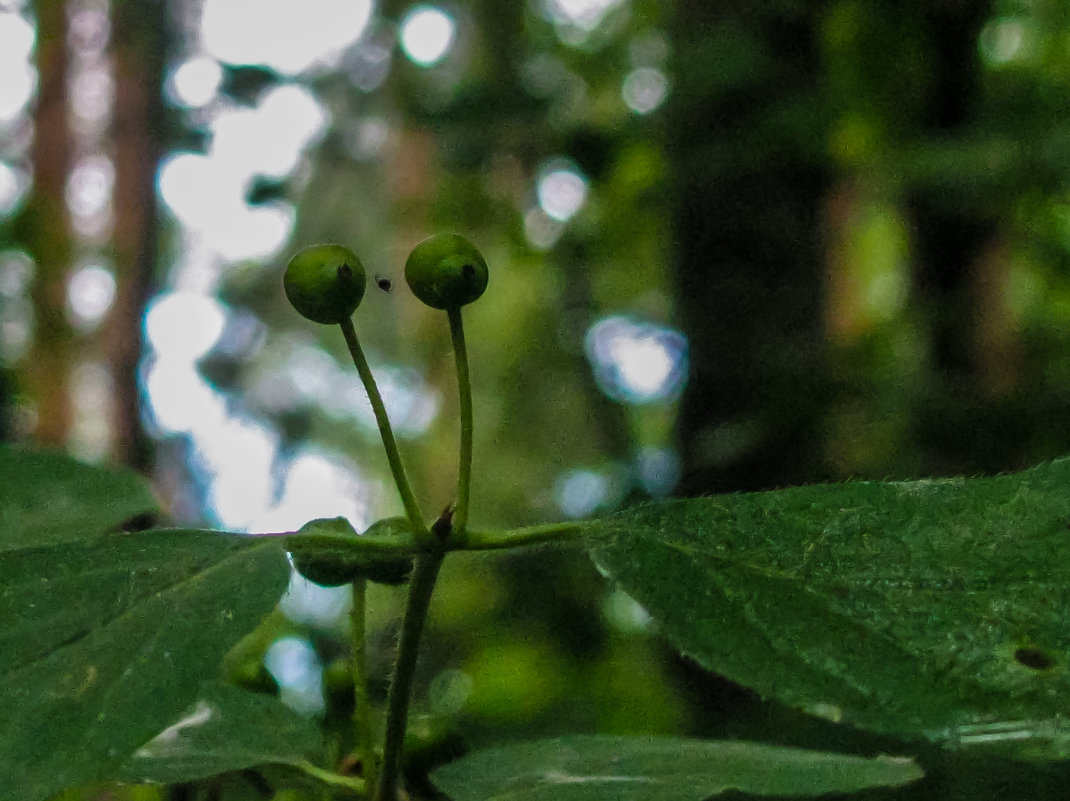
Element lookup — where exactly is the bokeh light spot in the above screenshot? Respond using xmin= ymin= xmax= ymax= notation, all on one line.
xmin=209 ymin=84 xmax=329 ymax=178
xmin=65 ymin=154 xmax=114 ymax=220
xmin=429 ymin=669 xmax=473 ymax=715
xmin=280 ymin=570 xmax=352 ymax=625
xmin=400 ymin=5 xmax=456 ymax=67
xmin=0 ymin=249 xmax=32 ymax=297
xmin=604 ymin=587 xmax=652 ymax=632
xmin=145 ymin=291 xmax=227 ymax=361
xmin=66 ymin=262 xmax=116 ymax=330
xmin=258 ymin=449 xmax=369 ymax=534
xmin=585 ymin=316 xmax=688 ymax=404
xmin=622 ymin=66 xmax=668 ymax=114
xmin=201 ymin=0 xmax=372 ymax=75
xmin=70 ymin=64 xmax=113 ymax=128
xmin=167 ymin=55 xmax=223 ymax=107
xmin=523 ymin=206 xmax=564 ymax=251
xmin=200 ymin=415 xmax=278 ymax=528
xmin=544 ymin=0 xmax=623 ymax=34
xmin=979 ymin=18 xmax=1026 ymax=67
xmin=536 ymin=161 xmax=588 ymax=222
xmin=636 ymin=446 xmax=681 ymax=496
xmin=143 ymin=360 xmax=226 ymax=434
xmin=158 ymin=152 xmax=297 ymax=262
xmin=555 ymin=468 xmax=608 ymax=518
xmin=264 ymin=636 xmax=324 ymax=715
xmin=157 ymin=83 xmax=321 ymax=261
xmin=0 ymin=161 xmax=27 ymax=216
xmin=0 ymin=10 xmax=35 ymax=122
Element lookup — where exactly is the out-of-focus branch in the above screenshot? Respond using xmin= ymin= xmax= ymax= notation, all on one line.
xmin=108 ymin=0 xmax=169 ymax=471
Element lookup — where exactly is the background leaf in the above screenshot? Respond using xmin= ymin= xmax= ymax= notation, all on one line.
xmin=0 ymin=529 xmax=289 ymax=801
xmin=0 ymin=445 xmax=158 ymax=551
xmin=431 ymin=735 xmax=922 ymax=800
xmin=118 ymin=681 xmax=324 ymax=784
xmin=588 ymin=457 xmax=1070 ymax=758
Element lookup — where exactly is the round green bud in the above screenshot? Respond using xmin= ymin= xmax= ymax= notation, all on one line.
xmin=284 ymin=244 xmax=366 ymax=325
xmin=404 ymin=233 xmax=489 ymax=310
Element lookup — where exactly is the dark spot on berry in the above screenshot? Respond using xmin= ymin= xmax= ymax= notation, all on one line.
xmin=1014 ymin=647 xmax=1055 ymax=670
xmin=462 ymin=263 xmax=475 ymax=278
xmin=338 ymin=263 xmax=352 ymax=279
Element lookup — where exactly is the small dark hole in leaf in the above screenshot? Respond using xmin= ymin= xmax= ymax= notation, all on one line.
xmin=115 ymin=511 xmax=159 ymax=532
xmin=1014 ymin=647 xmax=1055 ymax=670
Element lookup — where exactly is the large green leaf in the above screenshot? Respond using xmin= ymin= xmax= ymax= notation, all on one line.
xmin=118 ymin=681 xmax=324 ymax=784
xmin=588 ymin=457 xmax=1070 ymax=758
xmin=431 ymin=736 xmax=922 ymax=800
xmin=0 ymin=529 xmax=289 ymax=801
xmin=0 ymin=445 xmax=157 ymax=551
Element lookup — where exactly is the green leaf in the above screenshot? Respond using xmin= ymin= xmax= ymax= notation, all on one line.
xmin=0 ymin=529 xmax=289 ymax=801
xmin=118 ymin=681 xmax=324 ymax=784
xmin=431 ymin=735 xmax=922 ymax=800
xmin=0 ymin=445 xmax=158 ymax=551
xmin=588 ymin=457 xmax=1070 ymax=758
xmin=287 ymin=516 xmax=416 ymax=586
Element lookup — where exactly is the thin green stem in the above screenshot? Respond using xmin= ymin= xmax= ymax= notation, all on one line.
xmin=339 ymin=318 xmax=426 ymax=534
xmin=295 ymin=759 xmax=365 ymax=794
xmin=447 ymin=306 xmax=473 ymax=534
xmin=459 ymin=521 xmax=589 ymax=551
xmin=374 ymin=549 xmax=446 ymax=801
xmin=349 ymin=579 xmax=377 ymax=792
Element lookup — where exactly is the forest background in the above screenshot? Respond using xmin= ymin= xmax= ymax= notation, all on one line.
xmin=2 ymin=0 xmax=1070 ymax=797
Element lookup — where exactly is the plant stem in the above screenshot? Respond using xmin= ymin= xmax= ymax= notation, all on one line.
xmin=339 ymin=318 xmax=425 ymax=534
xmin=374 ymin=549 xmax=446 ymax=801
xmin=295 ymin=759 xmax=365 ymax=794
xmin=458 ymin=520 xmax=589 ymax=551
xmin=447 ymin=306 xmax=473 ymax=534
xmin=349 ymin=578 xmax=377 ymax=792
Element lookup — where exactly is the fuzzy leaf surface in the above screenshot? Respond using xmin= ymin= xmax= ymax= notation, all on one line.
xmin=118 ymin=681 xmax=324 ymax=784
xmin=0 ymin=445 xmax=157 ymax=551
xmin=0 ymin=529 xmax=289 ymax=801
xmin=588 ymin=457 xmax=1070 ymax=758
xmin=431 ymin=735 xmax=922 ymax=800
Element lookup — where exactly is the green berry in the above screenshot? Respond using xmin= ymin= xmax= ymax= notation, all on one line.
xmin=287 ymin=516 xmax=415 ymax=587
xmin=284 ymin=244 xmax=366 ymax=325
xmin=404 ymin=234 xmax=489 ymax=310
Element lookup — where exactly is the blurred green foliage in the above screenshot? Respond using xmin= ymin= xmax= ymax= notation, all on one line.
xmin=6 ymin=0 xmax=1070 ymax=798
xmin=193 ymin=0 xmax=1070 ymax=795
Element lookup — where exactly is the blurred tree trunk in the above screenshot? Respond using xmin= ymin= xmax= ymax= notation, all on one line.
xmin=906 ymin=1 xmax=1017 ymax=473
xmin=20 ymin=0 xmax=75 ymax=446
xmin=108 ymin=0 xmax=168 ymax=471
xmin=669 ymin=2 xmax=832 ymax=495
xmin=908 ymin=2 xmax=994 ymax=381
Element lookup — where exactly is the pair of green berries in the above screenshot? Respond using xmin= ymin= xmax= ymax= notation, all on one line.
xmin=284 ymin=233 xmax=489 ymax=324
